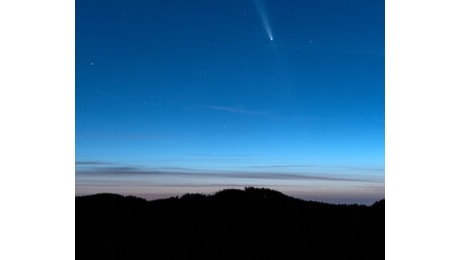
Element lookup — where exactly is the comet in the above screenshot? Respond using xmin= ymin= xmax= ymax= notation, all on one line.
xmin=254 ymin=0 xmax=274 ymax=41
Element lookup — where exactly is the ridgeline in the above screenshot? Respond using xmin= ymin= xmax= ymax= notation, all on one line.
xmin=76 ymin=187 xmax=384 ymax=260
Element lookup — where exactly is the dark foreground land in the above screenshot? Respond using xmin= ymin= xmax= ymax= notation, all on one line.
xmin=76 ymin=187 xmax=384 ymax=260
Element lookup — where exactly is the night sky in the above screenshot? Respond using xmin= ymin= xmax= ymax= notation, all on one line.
xmin=76 ymin=0 xmax=384 ymax=204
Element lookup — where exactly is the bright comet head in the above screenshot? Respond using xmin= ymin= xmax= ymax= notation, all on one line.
xmin=254 ymin=0 xmax=274 ymax=43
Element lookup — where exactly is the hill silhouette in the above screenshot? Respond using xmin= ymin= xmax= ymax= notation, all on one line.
xmin=76 ymin=187 xmax=384 ymax=260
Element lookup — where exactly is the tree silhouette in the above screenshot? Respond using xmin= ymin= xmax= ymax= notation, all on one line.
xmin=76 ymin=187 xmax=384 ymax=260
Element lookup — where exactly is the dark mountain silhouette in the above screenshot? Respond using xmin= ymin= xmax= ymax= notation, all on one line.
xmin=76 ymin=187 xmax=384 ymax=260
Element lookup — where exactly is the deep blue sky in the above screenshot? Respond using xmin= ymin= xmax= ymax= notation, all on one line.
xmin=76 ymin=0 xmax=384 ymax=204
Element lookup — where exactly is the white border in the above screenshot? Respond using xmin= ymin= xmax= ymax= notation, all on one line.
xmin=0 ymin=0 xmax=74 ymax=259
xmin=386 ymin=0 xmax=460 ymax=259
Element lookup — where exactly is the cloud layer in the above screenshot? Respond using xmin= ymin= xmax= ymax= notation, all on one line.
xmin=76 ymin=161 xmax=383 ymax=183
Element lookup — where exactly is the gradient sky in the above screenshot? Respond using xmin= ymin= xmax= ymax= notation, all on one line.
xmin=76 ymin=0 xmax=384 ymax=204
